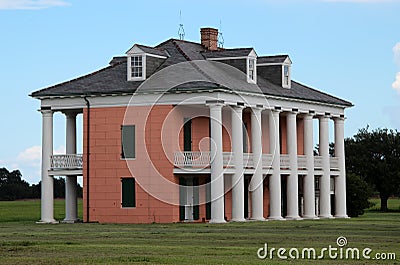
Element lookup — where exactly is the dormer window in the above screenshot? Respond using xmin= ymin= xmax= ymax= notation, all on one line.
xmin=131 ymin=56 xmax=143 ymax=78
xmin=128 ymin=54 xmax=146 ymax=81
xmin=247 ymin=57 xmax=257 ymax=83
xmin=282 ymin=64 xmax=291 ymax=88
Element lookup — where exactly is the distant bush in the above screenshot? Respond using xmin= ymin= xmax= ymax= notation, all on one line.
xmin=0 ymin=167 xmax=82 ymax=201
xmin=346 ymin=173 xmax=374 ymax=217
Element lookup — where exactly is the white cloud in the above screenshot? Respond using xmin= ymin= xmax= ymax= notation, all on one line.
xmin=17 ymin=145 xmax=41 ymax=162
xmin=0 ymin=0 xmax=69 ymax=10
xmin=1 ymin=145 xmax=66 ymax=184
xmin=392 ymin=72 xmax=400 ymax=93
xmin=394 ymin=42 xmax=400 ymax=65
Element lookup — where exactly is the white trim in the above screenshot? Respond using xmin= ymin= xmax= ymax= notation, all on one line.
xmin=282 ymin=64 xmax=291 ymax=89
xmin=145 ymin=53 xmax=167 ymax=59
xmin=40 ymin=90 xmax=347 ymax=118
xmin=247 ymin=57 xmax=257 ymax=84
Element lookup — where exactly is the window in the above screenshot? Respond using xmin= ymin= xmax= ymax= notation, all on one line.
xmin=121 ymin=125 xmax=135 ymax=159
xmin=128 ymin=55 xmax=146 ymax=81
xmin=283 ymin=64 xmax=290 ymax=88
xmin=247 ymin=58 xmax=256 ymax=83
xmin=131 ymin=56 xmax=143 ymax=78
xmin=121 ymin=178 xmax=136 ymax=207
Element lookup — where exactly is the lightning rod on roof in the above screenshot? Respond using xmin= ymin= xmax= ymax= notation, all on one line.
xmin=218 ymin=19 xmax=224 ymax=48
xmin=178 ymin=10 xmax=185 ymax=40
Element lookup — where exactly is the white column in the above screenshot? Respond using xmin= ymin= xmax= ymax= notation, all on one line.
xmin=64 ymin=112 xmax=78 ymax=222
xmin=286 ymin=111 xmax=301 ymax=220
xmin=334 ymin=117 xmax=348 ymax=218
xmin=231 ymin=105 xmax=245 ymax=222
xmin=268 ymin=109 xmax=283 ymax=220
xmin=303 ymin=113 xmax=317 ymax=219
xmin=40 ymin=109 xmax=55 ymax=223
xmin=319 ymin=115 xmax=332 ymax=218
xmin=208 ymin=102 xmax=226 ymax=223
xmin=250 ymin=106 xmax=264 ymax=220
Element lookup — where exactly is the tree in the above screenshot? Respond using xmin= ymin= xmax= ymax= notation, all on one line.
xmin=345 ymin=127 xmax=400 ymax=211
xmin=0 ymin=168 xmax=31 ymax=200
xmin=346 ymin=173 xmax=373 ymax=217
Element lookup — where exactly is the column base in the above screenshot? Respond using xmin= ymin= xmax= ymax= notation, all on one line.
xmin=249 ymin=217 xmax=266 ymax=222
xmin=209 ymin=219 xmax=227 ymax=224
xmin=62 ymin=219 xmax=82 ymax=224
xmin=268 ymin=216 xmax=286 ymax=221
xmin=36 ymin=219 xmax=58 ymax=224
xmin=334 ymin=215 xmax=350 ymax=219
xmin=285 ymin=216 xmax=303 ymax=221
xmin=318 ymin=215 xmax=334 ymax=219
xmin=230 ymin=218 xmax=246 ymax=222
xmin=302 ymin=215 xmax=319 ymax=220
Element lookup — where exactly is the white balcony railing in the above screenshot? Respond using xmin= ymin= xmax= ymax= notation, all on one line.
xmin=314 ymin=156 xmax=323 ymax=170
xmin=173 ymin=151 xmax=210 ymax=168
xmin=173 ymin=152 xmax=341 ymax=172
xmin=50 ymin=154 xmax=83 ymax=170
xmin=330 ymin=157 xmax=339 ymax=170
xmin=280 ymin=154 xmax=290 ymax=169
xmin=297 ymin=155 xmax=307 ymax=169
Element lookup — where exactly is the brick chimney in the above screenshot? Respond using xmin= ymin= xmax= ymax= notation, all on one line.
xmin=201 ymin=27 xmax=218 ymax=51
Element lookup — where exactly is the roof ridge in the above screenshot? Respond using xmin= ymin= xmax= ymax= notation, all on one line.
xmin=136 ymin=43 xmax=165 ymax=52
xmin=172 ymin=40 xmax=191 ymax=61
xmin=155 ymin=38 xmax=203 ymax=49
xmin=30 ymin=61 xmax=124 ymax=98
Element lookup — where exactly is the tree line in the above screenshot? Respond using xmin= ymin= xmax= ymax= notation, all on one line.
xmin=0 ymin=168 xmax=82 ymax=201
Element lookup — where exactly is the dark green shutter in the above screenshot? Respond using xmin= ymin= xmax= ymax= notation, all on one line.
xmin=206 ymin=177 xmax=211 ymax=220
xmin=243 ymin=123 xmax=248 ymax=153
xmin=122 ymin=125 xmax=135 ymax=159
xmin=179 ymin=177 xmax=186 ymax=221
xmin=193 ymin=178 xmax=199 ymax=220
xmin=183 ymin=118 xmax=192 ymax=151
xmin=244 ymin=178 xmax=249 ymax=218
xmin=122 ymin=178 xmax=135 ymax=207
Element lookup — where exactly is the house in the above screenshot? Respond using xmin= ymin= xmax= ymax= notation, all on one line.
xmin=31 ymin=27 xmax=352 ymax=223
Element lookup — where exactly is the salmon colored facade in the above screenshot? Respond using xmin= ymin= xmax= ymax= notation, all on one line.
xmin=80 ymin=105 xmax=311 ymax=223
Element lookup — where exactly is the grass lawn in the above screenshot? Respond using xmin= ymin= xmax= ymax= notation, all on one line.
xmin=0 ymin=199 xmax=399 ymax=264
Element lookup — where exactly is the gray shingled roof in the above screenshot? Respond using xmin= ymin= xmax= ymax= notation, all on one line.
xmin=257 ymin=55 xmax=288 ymax=64
xmin=129 ymin=44 xmax=168 ymax=57
xmin=202 ymin=48 xmax=253 ymax=59
xmin=30 ymin=38 xmax=352 ymax=107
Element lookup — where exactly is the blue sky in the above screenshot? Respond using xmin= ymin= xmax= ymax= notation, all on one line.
xmin=0 ymin=0 xmax=399 ymax=184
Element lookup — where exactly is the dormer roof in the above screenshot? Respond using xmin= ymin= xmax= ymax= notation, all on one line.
xmin=257 ymin=55 xmax=291 ymax=65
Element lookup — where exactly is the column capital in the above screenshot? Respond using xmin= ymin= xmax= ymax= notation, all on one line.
xmin=40 ymin=108 xmax=53 ymax=116
xmin=206 ymin=100 xmax=225 ymax=108
xmin=63 ymin=110 xmax=80 ymax=118
xmin=333 ymin=115 xmax=346 ymax=122
xmin=251 ymin=104 xmax=265 ymax=111
xmin=231 ymin=104 xmax=245 ymax=111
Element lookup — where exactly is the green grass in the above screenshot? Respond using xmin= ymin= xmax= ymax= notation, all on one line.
xmin=0 ymin=199 xmax=399 ymax=265
xmin=368 ymin=197 xmax=400 ymax=212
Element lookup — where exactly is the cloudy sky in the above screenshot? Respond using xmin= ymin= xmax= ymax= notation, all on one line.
xmin=0 ymin=0 xmax=399 ymax=184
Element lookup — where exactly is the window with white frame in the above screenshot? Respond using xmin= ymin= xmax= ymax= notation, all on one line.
xmin=247 ymin=58 xmax=256 ymax=83
xmin=128 ymin=55 xmax=145 ymax=81
xmin=131 ymin=56 xmax=143 ymax=78
xmin=283 ymin=64 xmax=290 ymax=88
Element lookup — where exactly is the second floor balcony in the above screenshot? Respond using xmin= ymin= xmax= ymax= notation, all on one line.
xmin=173 ymin=151 xmax=339 ymax=174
